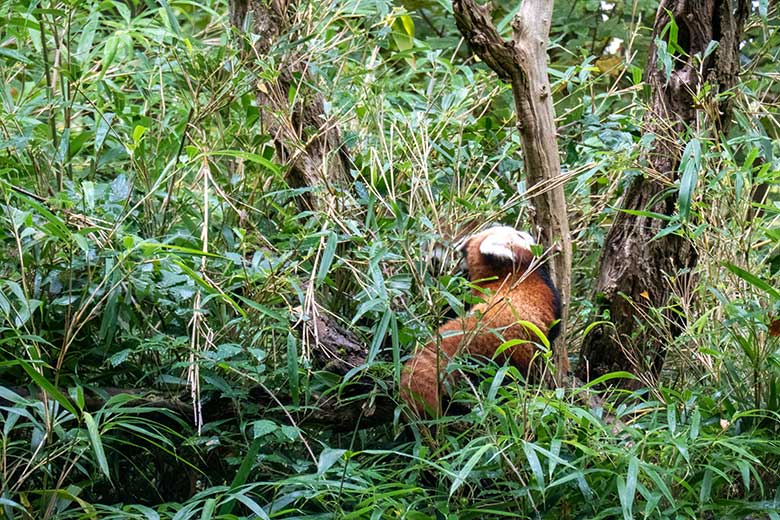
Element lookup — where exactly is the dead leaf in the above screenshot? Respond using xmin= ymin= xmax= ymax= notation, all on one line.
xmin=770 ymin=319 xmax=780 ymax=337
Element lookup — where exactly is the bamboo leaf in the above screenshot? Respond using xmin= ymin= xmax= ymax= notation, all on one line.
xmin=316 ymin=230 xmax=338 ymax=284
xmin=725 ymin=263 xmax=780 ymax=300
xmin=287 ymin=332 xmax=299 ymax=406
xmin=487 ymin=365 xmax=509 ymax=402
xmin=76 ymin=12 xmax=99 ymax=62
xmin=157 ymin=0 xmax=182 ymax=37
xmin=317 ymin=448 xmax=346 ymax=475
xmin=101 ymin=34 xmax=119 ymax=75
xmin=83 ymin=412 xmax=110 ymax=480
xmin=218 ymin=437 xmax=263 ymax=517
xmin=206 ymin=150 xmax=279 ymax=173
xmin=19 ymin=359 xmax=78 ymax=416
xmin=678 ymin=138 xmax=701 ymax=221
xmin=200 ymin=498 xmax=216 ymax=520
xmin=450 ymin=444 xmax=492 ymax=496
xmin=523 ymin=441 xmax=545 ymax=488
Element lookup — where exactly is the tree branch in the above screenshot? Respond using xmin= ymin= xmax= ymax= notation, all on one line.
xmin=452 ymin=0 xmax=516 ymax=80
xmin=230 ymin=0 xmax=350 ymax=211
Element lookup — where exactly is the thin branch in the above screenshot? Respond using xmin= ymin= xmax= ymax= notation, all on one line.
xmin=452 ymin=0 xmax=516 ymax=81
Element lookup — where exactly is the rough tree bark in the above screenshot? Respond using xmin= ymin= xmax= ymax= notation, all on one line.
xmin=229 ymin=0 xmax=350 ymax=210
xmin=452 ymin=0 xmax=573 ymax=384
xmin=576 ymin=0 xmax=749 ymax=384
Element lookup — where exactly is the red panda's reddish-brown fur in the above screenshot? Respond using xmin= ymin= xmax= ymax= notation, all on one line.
xmin=400 ymin=226 xmax=561 ymax=417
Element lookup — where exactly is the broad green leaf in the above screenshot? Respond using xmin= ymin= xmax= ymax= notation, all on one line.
xmin=171 ymin=260 xmax=246 ymax=317
xmin=157 ymin=0 xmax=182 ymax=37
xmin=522 ymin=442 xmax=545 ymax=488
xmin=624 ymin=456 xmax=639 ymax=518
xmin=690 ymin=408 xmax=701 ymax=440
xmin=367 ymin=310 xmax=391 ymax=364
xmin=450 ymin=444 xmax=492 ymax=496
xmin=316 ymin=230 xmax=338 ymax=284
xmin=620 ymin=208 xmax=673 ymax=221
xmin=94 ymin=113 xmax=115 ymax=151
xmin=102 ymin=34 xmax=119 ymax=75
xmin=218 ymin=437 xmax=263 ymax=517
xmin=76 ymin=12 xmax=99 ymax=62
xmin=233 ymin=494 xmax=270 ymax=520
xmin=57 ymin=127 xmax=70 ymax=163
xmin=140 ymin=242 xmax=222 ymax=259
xmin=653 ymin=222 xmax=681 ymax=241
xmin=206 ymin=150 xmax=279 ymax=173
xmin=252 ymin=420 xmax=278 ymax=438
xmin=280 ymin=425 xmax=299 ymax=441
xmin=678 ymin=138 xmax=701 ymax=220
xmin=580 ymin=371 xmax=637 ymax=390
xmin=69 ymin=386 xmax=85 ymax=411
xmin=287 ymin=332 xmax=299 ymax=406
xmin=50 ymin=488 xmax=98 ymax=517
xmin=699 ymin=468 xmax=713 ymax=503
xmin=83 ymin=412 xmax=110 ymax=479
xmin=725 ymin=263 xmax=780 ymax=300
xmin=19 ymin=359 xmax=78 ymax=417
xmin=640 ymin=464 xmax=675 ymax=505
xmin=317 ymin=448 xmax=346 ymax=475
xmin=2 ymin=183 xmax=70 ymax=239
xmin=200 ymin=498 xmax=216 ymax=520
xmin=132 ymin=125 xmax=147 ymax=146
xmin=655 ymin=39 xmax=673 ymax=81
xmin=392 ymin=15 xmax=415 ymax=52
xmin=487 ymin=366 xmax=509 ymax=402
xmin=617 ymin=476 xmax=630 ymax=520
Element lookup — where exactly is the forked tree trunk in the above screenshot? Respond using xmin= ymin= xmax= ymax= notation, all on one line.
xmin=576 ymin=0 xmax=748 ymax=384
xmin=453 ymin=0 xmax=573 ymax=384
xmin=229 ymin=0 xmax=350 ymax=211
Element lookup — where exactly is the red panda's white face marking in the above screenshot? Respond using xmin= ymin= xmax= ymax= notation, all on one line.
xmin=477 ymin=226 xmax=535 ymax=261
xmin=456 ymin=226 xmax=536 ymax=282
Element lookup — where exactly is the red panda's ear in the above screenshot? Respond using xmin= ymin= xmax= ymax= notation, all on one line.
xmin=455 ymin=236 xmax=471 ymax=255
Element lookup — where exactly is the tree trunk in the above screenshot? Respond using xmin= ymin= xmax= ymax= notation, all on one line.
xmin=229 ymin=0 xmax=350 ymax=211
xmin=576 ymin=0 xmax=749 ymax=385
xmin=453 ymin=0 xmax=573 ymax=384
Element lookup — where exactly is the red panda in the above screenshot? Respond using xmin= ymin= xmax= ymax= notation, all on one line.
xmin=400 ymin=225 xmax=561 ymax=417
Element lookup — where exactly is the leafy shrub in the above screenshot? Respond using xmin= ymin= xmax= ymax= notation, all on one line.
xmin=0 ymin=0 xmax=778 ymax=518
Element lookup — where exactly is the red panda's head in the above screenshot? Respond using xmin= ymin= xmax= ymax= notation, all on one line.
xmin=456 ymin=226 xmax=536 ymax=283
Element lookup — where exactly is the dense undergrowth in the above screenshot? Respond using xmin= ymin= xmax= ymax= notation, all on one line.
xmin=1 ymin=0 xmax=779 ymax=518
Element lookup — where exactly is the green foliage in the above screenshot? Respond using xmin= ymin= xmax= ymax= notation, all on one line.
xmin=0 ymin=0 xmax=779 ymax=518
